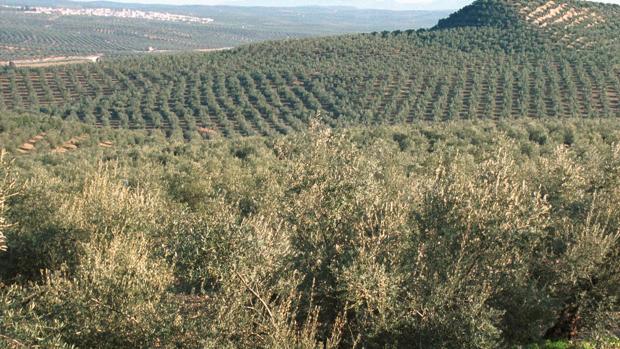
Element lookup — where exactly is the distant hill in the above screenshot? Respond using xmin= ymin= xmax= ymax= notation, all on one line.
xmin=0 ymin=0 xmax=448 ymax=61
xmin=1 ymin=0 xmax=464 ymax=11
xmin=0 ymin=0 xmax=618 ymax=140
xmin=436 ymin=0 xmax=620 ymax=50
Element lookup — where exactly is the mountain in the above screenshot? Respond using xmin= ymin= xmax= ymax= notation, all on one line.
xmin=0 ymin=0 xmax=619 ymax=140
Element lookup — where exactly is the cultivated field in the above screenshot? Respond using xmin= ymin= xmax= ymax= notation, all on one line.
xmin=0 ymin=0 xmax=619 ymax=347
xmin=0 ymin=3 xmax=447 ymax=61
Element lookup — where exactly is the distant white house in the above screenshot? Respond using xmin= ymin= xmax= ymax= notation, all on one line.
xmin=24 ymin=6 xmax=215 ymax=25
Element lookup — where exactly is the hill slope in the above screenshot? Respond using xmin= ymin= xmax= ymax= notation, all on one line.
xmin=436 ymin=0 xmax=620 ymax=50
xmin=0 ymin=0 xmax=619 ymax=140
xmin=0 ymin=1 xmax=447 ymax=61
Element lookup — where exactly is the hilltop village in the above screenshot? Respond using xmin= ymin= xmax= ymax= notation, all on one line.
xmin=23 ymin=6 xmax=214 ymax=24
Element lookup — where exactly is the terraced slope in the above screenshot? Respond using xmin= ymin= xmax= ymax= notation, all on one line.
xmin=0 ymin=0 xmax=619 ymax=139
xmin=436 ymin=0 xmax=620 ymax=50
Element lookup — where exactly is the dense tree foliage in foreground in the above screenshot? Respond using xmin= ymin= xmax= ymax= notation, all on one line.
xmin=0 ymin=118 xmax=618 ymax=348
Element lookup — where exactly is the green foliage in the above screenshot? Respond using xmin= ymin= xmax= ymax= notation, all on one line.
xmin=1 ymin=0 xmax=619 ymax=140
xmin=0 ymin=284 xmax=73 ymax=348
xmin=1 ymin=1 xmax=620 ymax=345
xmin=435 ymin=0 xmax=524 ymax=29
xmin=34 ymin=232 xmax=176 ymax=348
xmin=435 ymin=0 xmax=620 ymax=51
xmin=0 ymin=162 xmax=168 ymax=281
xmin=0 ymin=118 xmax=619 ymax=348
xmin=0 ymin=150 xmax=17 ymax=253
xmin=520 ymin=339 xmax=613 ymax=349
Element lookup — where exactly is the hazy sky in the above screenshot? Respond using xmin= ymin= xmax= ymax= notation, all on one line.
xmin=95 ymin=0 xmax=620 ymax=10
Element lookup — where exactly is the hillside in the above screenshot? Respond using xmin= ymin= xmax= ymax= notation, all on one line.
xmin=436 ymin=0 xmax=620 ymax=50
xmin=0 ymin=0 xmax=619 ymax=143
xmin=1 ymin=1 xmax=620 ymax=348
xmin=0 ymin=1 xmax=447 ymax=61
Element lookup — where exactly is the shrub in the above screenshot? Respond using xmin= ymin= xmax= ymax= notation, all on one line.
xmin=530 ymin=145 xmax=620 ymax=342
xmin=1 ymin=120 xmax=619 ymax=348
xmin=0 ymin=284 xmax=72 ymax=348
xmin=0 ymin=150 xmax=16 ymax=253
xmin=390 ymin=143 xmax=550 ymax=348
xmin=37 ymin=232 xmax=176 ymax=348
xmin=1 ymin=163 xmax=167 ymax=280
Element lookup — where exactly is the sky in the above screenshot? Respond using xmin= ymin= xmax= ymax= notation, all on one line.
xmin=92 ymin=0 xmax=620 ymax=10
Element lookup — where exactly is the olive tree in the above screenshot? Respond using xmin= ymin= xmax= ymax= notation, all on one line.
xmin=0 ymin=150 xmax=16 ymax=252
